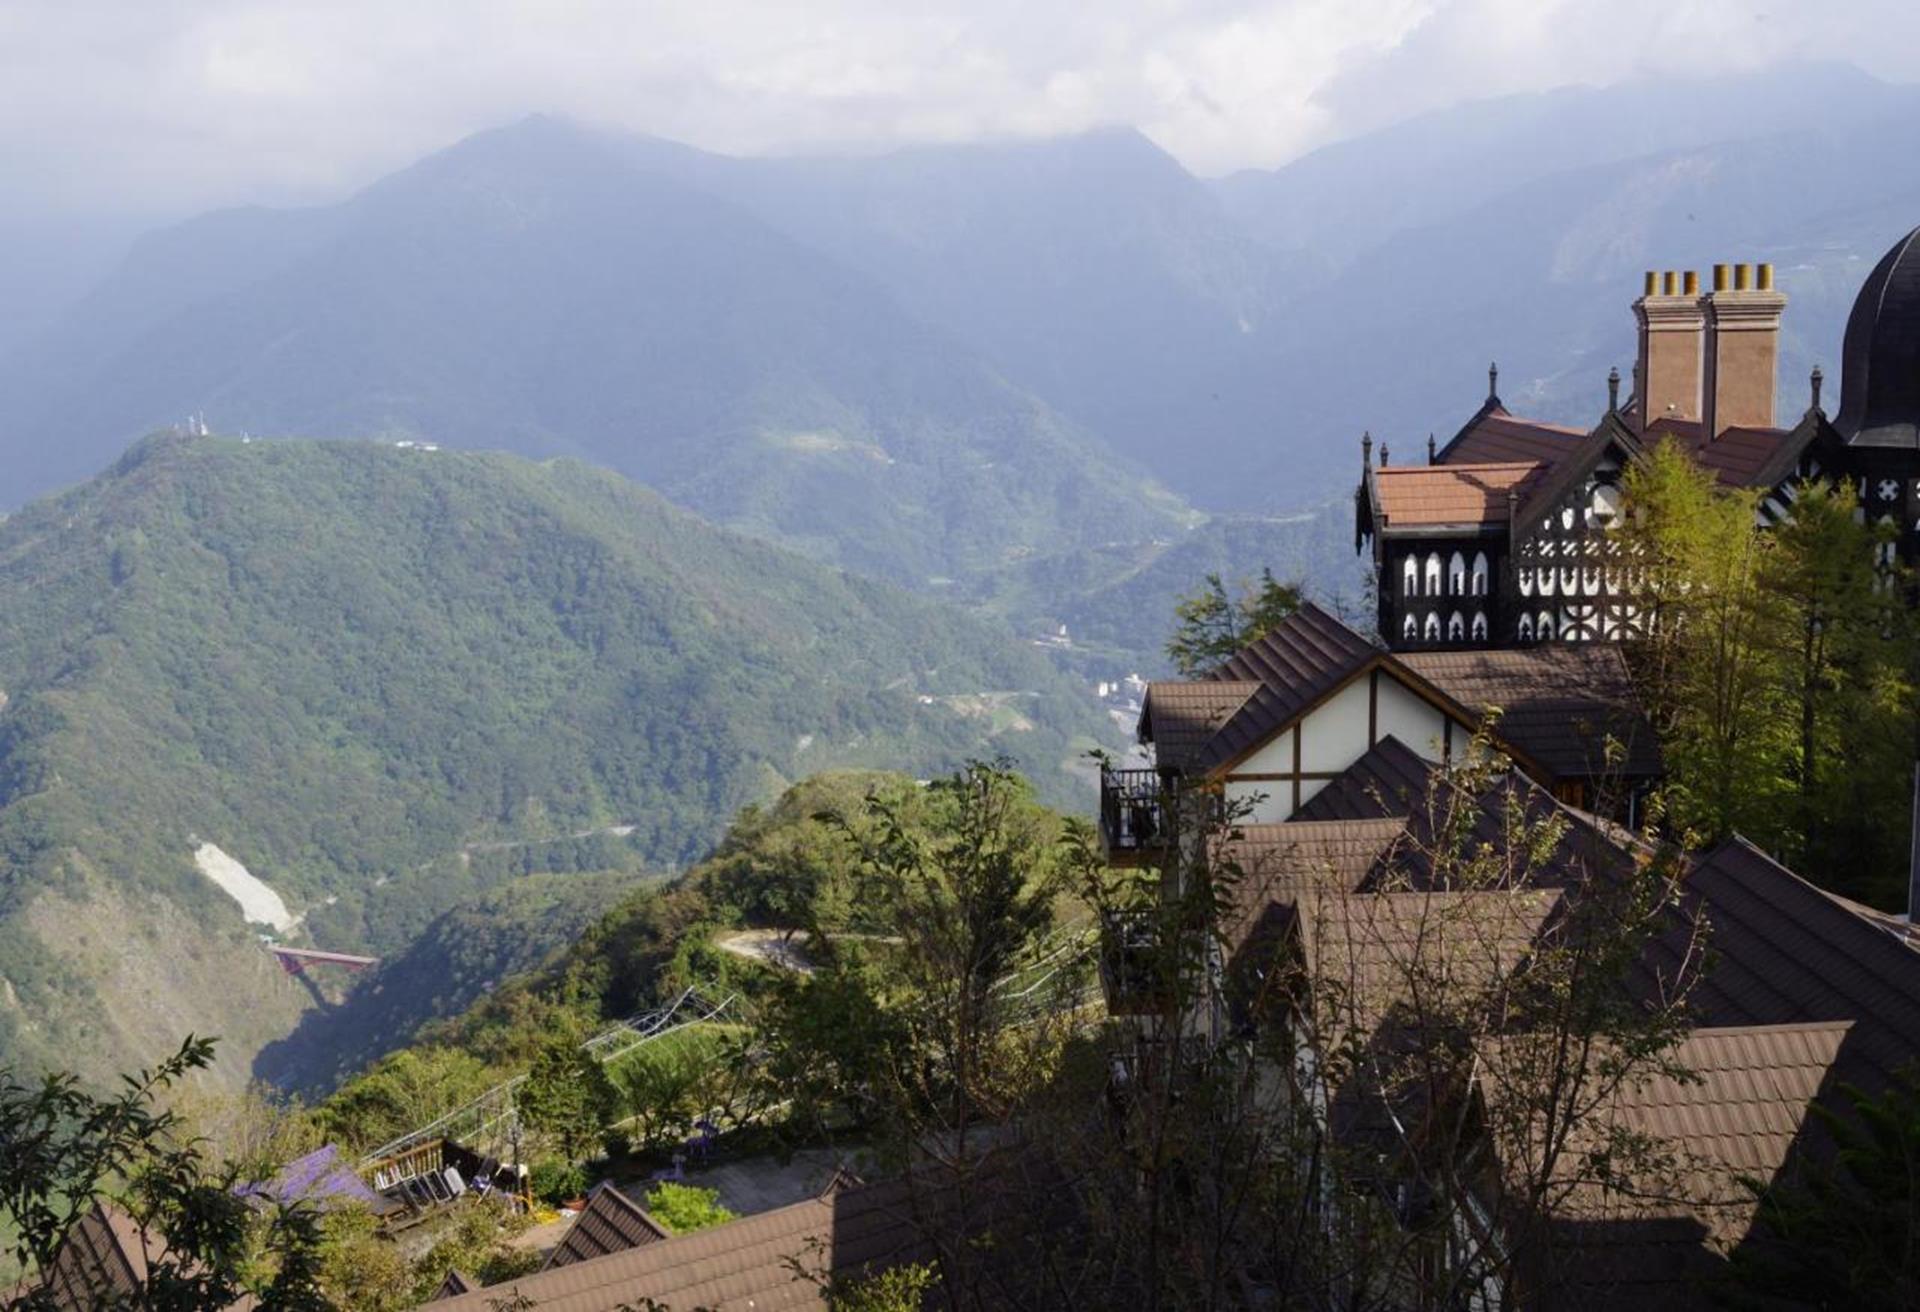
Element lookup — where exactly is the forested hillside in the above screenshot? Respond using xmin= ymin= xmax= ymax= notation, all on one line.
xmin=0 ymin=435 xmax=1109 ymax=1085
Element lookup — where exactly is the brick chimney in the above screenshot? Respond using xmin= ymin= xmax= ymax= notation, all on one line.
xmin=1631 ymin=269 xmax=1704 ymax=431
xmin=1702 ymin=262 xmax=1787 ymax=439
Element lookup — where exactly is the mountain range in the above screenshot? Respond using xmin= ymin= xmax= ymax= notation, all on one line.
xmin=6 ymin=63 xmax=1916 ymax=537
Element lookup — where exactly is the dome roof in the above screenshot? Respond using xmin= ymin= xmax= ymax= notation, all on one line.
xmin=1838 ymin=225 xmax=1920 ymax=448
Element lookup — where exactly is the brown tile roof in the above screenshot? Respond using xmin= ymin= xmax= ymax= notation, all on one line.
xmin=430 ymin=1269 xmax=477 ymax=1300
xmin=1397 ymin=645 xmax=1662 ymax=782
xmin=2 ymin=1204 xmax=256 ymax=1312
xmin=1212 ymin=818 xmax=1409 ymax=967
xmin=1643 ymin=417 xmax=1792 ymax=487
xmin=429 ymin=1175 xmax=924 ymax=1312
xmin=542 ymin=1182 xmax=669 ymax=1270
xmin=1300 ymin=888 xmax=1562 ymax=1039
xmin=1370 ymin=461 xmax=1543 ymax=529
xmin=1137 ymin=681 xmax=1259 ymax=772
xmin=1645 ymin=837 xmax=1920 ymax=1097
xmin=1438 ymin=406 xmax=1587 ymax=465
xmin=1144 ymin=603 xmax=1384 ymax=775
xmin=1292 ymin=735 xmax=1434 ymax=821
xmin=1537 ymin=1021 xmax=1851 ymax=1307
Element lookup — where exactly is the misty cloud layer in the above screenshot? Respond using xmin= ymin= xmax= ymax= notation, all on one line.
xmin=6 ymin=0 xmax=1919 ymax=220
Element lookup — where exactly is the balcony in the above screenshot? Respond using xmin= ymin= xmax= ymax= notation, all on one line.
xmin=1098 ymin=906 xmax=1168 ymax=1016
xmin=1098 ymin=766 xmax=1172 ymax=865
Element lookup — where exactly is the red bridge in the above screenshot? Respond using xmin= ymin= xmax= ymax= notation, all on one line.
xmin=270 ymin=946 xmax=380 ymax=975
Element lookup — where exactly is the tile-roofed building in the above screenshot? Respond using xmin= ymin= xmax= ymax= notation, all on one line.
xmin=1435 ymin=404 xmax=1587 ymax=466
xmin=1366 ymin=461 xmax=1542 ymax=530
xmin=1291 ymin=734 xmax=1432 ymax=821
xmin=429 ymin=1181 xmax=907 ymax=1312
xmin=541 ymin=1182 xmax=669 ymax=1270
xmin=1347 ymin=244 xmax=1920 ymax=653
xmin=1533 ymin=1021 xmax=1852 ymax=1309
xmin=1397 ymin=644 xmax=1662 ymax=806
xmin=1648 ymin=837 xmax=1920 ymax=1096
xmin=1134 ymin=680 xmax=1258 ymax=773
xmin=1 ymin=1203 xmax=256 ymax=1312
xmin=1122 ymin=605 xmax=1493 ymax=831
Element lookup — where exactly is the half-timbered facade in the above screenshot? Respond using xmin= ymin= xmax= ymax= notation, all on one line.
xmin=1357 ymin=233 xmax=1920 ymax=652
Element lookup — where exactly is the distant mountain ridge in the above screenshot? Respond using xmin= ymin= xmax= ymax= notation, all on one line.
xmin=0 ymin=434 xmax=1107 ymax=1085
xmin=0 ymin=117 xmax=1189 ymax=594
xmin=8 ymin=65 xmax=1919 ymax=539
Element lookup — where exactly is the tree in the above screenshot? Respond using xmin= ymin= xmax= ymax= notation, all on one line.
xmin=518 ymin=1024 xmax=618 ymax=1164
xmin=1166 ymin=569 xmax=1303 ymax=676
xmin=1758 ymin=480 xmax=1914 ymax=898
xmin=1613 ymin=444 xmax=1787 ymax=844
xmin=0 ymin=1036 xmax=330 ymax=1310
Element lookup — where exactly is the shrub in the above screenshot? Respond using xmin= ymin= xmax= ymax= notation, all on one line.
xmin=642 ymin=1182 xmax=734 ymax=1234
xmin=529 ymin=1157 xmax=588 ymax=1206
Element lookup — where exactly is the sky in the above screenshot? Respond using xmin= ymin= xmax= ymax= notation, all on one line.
xmin=3 ymin=0 xmax=1919 ymax=223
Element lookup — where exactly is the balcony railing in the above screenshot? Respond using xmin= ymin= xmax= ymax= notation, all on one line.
xmin=1099 ymin=766 xmax=1171 ymax=862
xmin=1098 ymin=905 xmax=1167 ymax=1015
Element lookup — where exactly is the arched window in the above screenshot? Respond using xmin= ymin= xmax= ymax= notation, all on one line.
xmin=1517 ymin=613 xmax=1534 ymax=641
xmin=1447 ymin=611 xmax=1465 ymax=642
xmin=1403 ymin=613 xmax=1418 ymax=643
xmin=1471 ymin=610 xmax=1488 ymax=641
xmin=1403 ymin=555 xmax=1419 ymax=597
xmin=1425 ymin=553 xmax=1442 ymax=595
xmin=1448 ymin=551 xmax=1466 ymax=594
xmin=1538 ymin=610 xmax=1555 ymax=639
xmin=1471 ymin=552 xmax=1489 ymax=595
xmin=1424 ymin=612 xmax=1441 ymax=642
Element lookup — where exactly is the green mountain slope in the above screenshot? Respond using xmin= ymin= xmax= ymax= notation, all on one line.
xmin=0 ymin=434 xmax=1109 ymax=1085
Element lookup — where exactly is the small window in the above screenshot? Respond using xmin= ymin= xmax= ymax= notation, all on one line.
xmin=1447 ymin=611 xmax=1465 ymax=641
xmin=1471 ymin=552 xmax=1489 ymax=595
xmin=1471 ymin=611 xmax=1488 ymax=641
xmin=1425 ymin=553 xmax=1442 ymax=595
xmin=1403 ymin=613 xmax=1418 ymax=642
xmin=1517 ymin=613 xmax=1534 ymax=641
xmin=1403 ymin=555 xmax=1419 ymax=597
xmin=1424 ymin=612 xmax=1441 ymax=642
xmin=1448 ymin=551 xmax=1466 ymax=594
xmin=1538 ymin=610 xmax=1555 ymax=639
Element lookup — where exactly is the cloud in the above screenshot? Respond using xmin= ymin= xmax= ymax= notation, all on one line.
xmin=0 ymin=0 xmax=1915 ymax=217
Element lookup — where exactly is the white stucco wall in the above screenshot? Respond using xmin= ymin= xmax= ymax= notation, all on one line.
xmin=1298 ymin=678 xmax=1372 ymax=773
xmin=1375 ymin=674 xmax=1454 ymax=760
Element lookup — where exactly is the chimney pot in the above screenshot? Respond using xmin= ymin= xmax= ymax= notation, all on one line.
xmin=1644 ymin=270 xmax=1658 ymax=296
xmin=1662 ymin=270 xmax=1678 ymax=296
xmin=1683 ymin=270 xmax=1700 ymax=296
xmin=1758 ymin=262 xmax=1775 ymax=291
xmin=1713 ymin=263 xmax=1730 ymax=292
xmin=1608 ymin=366 xmax=1621 ymax=413
xmin=1811 ymin=365 xmax=1824 ymax=412
xmin=1735 ymin=262 xmax=1752 ymax=291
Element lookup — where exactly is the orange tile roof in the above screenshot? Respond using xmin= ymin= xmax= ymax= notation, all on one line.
xmin=1371 ymin=462 xmax=1543 ymax=528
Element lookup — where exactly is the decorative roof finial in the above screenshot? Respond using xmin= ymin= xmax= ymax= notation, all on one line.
xmin=1488 ymin=361 xmax=1499 ymax=403
xmin=1810 ymin=365 xmax=1824 ymax=414
xmin=1380 ymin=442 xmax=1390 ymax=467
xmin=1607 ymin=366 xmax=1620 ymax=414
xmin=1361 ymin=430 xmax=1373 ymax=471
xmin=1427 ymin=433 xmax=1436 ymax=464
